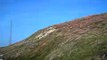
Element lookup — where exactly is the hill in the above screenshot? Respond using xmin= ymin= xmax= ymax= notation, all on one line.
xmin=0 ymin=13 xmax=107 ymax=60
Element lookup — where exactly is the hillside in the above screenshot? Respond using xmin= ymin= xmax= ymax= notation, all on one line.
xmin=0 ymin=13 xmax=107 ymax=60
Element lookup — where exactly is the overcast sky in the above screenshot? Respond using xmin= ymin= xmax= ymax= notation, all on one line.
xmin=0 ymin=0 xmax=107 ymax=47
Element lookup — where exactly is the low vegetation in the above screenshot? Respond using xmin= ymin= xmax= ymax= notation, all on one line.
xmin=0 ymin=13 xmax=107 ymax=60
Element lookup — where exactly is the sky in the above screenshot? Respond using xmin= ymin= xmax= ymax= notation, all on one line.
xmin=0 ymin=0 xmax=107 ymax=47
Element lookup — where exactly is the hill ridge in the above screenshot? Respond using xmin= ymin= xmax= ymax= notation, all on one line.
xmin=0 ymin=13 xmax=107 ymax=60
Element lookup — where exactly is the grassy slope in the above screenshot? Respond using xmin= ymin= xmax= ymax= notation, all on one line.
xmin=1 ymin=13 xmax=107 ymax=60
